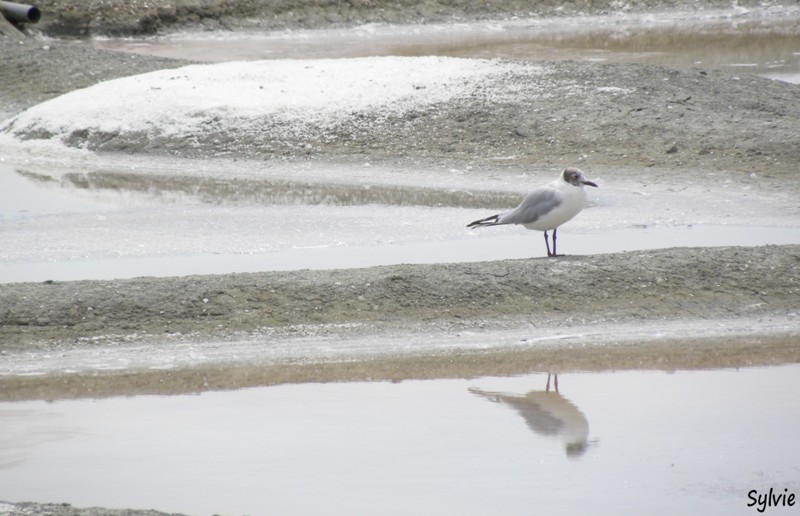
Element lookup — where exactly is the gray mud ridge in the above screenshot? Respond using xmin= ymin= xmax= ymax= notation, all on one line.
xmin=2 ymin=245 xmax=798 ymax=350
xmin=24 ymin=0 xmax=778 ymax=37
xmin=0 ymin=501 xmax=186 ymax=516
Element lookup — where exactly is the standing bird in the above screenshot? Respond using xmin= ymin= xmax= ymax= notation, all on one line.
xmin=467 ymin=167 xmax=598 ymax=257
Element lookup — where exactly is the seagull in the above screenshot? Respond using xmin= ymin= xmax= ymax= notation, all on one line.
xmin=467 ymin=167 xmax=598 ymax=257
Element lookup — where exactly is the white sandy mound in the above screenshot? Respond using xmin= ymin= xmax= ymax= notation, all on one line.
xmin=1 ymin=56 xmax=528 ymax=145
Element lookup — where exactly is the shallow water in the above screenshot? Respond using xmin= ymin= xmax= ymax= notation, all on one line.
xmin=3 ymin=225 xmax=799 ymax=283
xmin=1 ymin=365 xmax=799 ymax=515
xmin=2 ymin=163 xmax=798 ymax=282
xmin=88 ymin=10 xmax=800 ymax=83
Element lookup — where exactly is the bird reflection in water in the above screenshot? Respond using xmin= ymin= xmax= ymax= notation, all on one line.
xmin=469 ymin=373 xmax=594 ymax=458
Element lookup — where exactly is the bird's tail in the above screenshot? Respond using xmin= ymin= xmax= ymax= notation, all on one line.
xmin=467 ymin=214 xmax=501 ymax=229
xmin=468 ymin=387 xmax=501 ymax=400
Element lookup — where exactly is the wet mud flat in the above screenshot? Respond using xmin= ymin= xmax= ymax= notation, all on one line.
xmin=2 ymin=245 xmax=798 ymax=349
xmin=22 ymin=0 xmax=780 ymax=37
xmin=0 ymin=502 xmax=181 ymax=516
xmin=0 ymin=0 xmax=796 ymax=398
xmin=1 ymin=2 xmax=800 ymax=514
xmin=1 ymin=244 xmax=799 ymax=401
xmin=3 ymin=5 xmax=800 ymax=176
xmin=3 ymin=42 xmax=800 ymax=179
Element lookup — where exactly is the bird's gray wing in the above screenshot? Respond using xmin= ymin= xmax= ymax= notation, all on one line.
xmin=498 ymin=188 xmax=563 ymax=225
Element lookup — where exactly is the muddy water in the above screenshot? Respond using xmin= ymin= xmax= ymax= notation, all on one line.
xmin=1 ymin=365 xmax=798 ymax=515
xmin=89 ymin=12 xmax=800 ymax=83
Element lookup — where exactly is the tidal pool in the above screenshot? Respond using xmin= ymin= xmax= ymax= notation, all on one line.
xmin=1 ymin=365 xmax=798 ymax=515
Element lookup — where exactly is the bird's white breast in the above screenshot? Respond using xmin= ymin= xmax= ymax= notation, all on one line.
xmin=522 ymin=184 xmax=587 ymax=231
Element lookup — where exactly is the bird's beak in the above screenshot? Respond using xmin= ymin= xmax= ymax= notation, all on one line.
xmin=582 ymin=180 xmax=598 ymax=187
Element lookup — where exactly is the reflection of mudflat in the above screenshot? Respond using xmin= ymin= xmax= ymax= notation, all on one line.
xmin=470 ymin=374 xmax=592 ymax=458
xmin=11 ymin=167 xmax=518 ymax=210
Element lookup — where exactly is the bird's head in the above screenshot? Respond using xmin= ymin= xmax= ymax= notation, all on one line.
xmin=562 ymin=167 xmax=598 ymax=188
